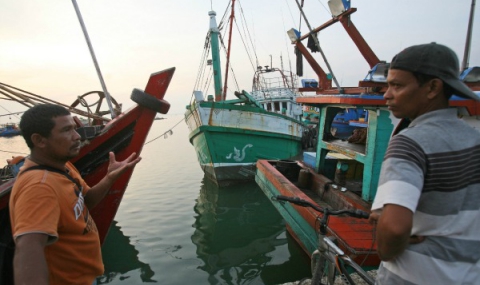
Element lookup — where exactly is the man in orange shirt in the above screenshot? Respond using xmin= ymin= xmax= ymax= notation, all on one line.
xmin=10 ymin=104 xmax=141 ymax=285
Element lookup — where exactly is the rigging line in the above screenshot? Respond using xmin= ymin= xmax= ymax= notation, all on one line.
xmin=194 ymin=33 xmax=208 ymax=89
xmin=284 ymin=0 xmax=297 ymax=29
xmin=233 ymin=19 xmax=256 ymax=71
xmin=281 ymin=12 xmax=294 ymax=74
xmin=200 ymin=41 xmax=211 ymax=88
xmin=0 ymin=149 xmax=29 ymax=156
xmin=217 ymin=30 xmax=239 ymax=94
xmin=280 ymin=14 xmax=299 ymax=93
xmin=227 ymin=60 xmax=240 ymax=92
xmin=294 ymin=0 xmax=341 ymax=91
xmin=193 ymin=33 xmax=211 ymax=91
xmin=203 ymin=66 xmax=214 ymax=96
xmin=201 ymin=44 xmax=214 ymax=96
xmin=0 ymin=111 xmax=24 ymax=118
xmin=218 ymin=32 xmax=242 ymax=93
xmin=144 ymin=117 xmax=185 ymax=145
xmin=236 ymin=0 xmax=258 ymax=66
xmin=202 ymin=34 xmax=214 ymax=95
xmin=217 ymin=1 xmax=231 ymax=32
xmin=191 ymin=32 xmax=212 ymax=104
xmin=0 ymin=82 xmax=65 ymax=105
xmin=316 ymin=0 xmax=332 ymax=16
xmin=0 ymin=104 xmax=23 ymax=120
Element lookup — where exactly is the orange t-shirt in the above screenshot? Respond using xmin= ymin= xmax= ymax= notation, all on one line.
xmin=9 ymin=159 xmax=103 ymax=285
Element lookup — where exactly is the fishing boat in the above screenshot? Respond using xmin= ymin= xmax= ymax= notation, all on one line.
xmin=255 ymin=0 xmax=480 ymax=270
xmin=0 ymin=68 xmax=175 ymax=244
xmin=0 ymin=123 xmax=21 ymax=138
xmin=184 ymin=2 xmax=310 ymax=187
xmin=0 ymin=0 xmax=176 ymax=248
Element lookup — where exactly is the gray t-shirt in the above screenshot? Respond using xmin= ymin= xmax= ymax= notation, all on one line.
xmin=372 ymin=108 xmax=480 ymax=285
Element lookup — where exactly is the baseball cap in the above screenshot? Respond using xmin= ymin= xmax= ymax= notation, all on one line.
xmin=390 ymin=43 xmax=480 ymax=101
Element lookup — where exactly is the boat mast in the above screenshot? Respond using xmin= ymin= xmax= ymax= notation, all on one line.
xmin=209 ymin=11 xmax=224 ymax=102
xmin=71 ymin=0 xmax=116 ymax=119
xmin=294 ymin=0 xmax=341 ymax=91
xmin=461 ymin=0 xmax=476 ymax=71
xmin=222 ymin=0 xmax=235 ymax=101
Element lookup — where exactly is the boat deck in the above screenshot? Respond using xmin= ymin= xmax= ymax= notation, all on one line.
xmin=296 ymin=166 xmax=377 ymax=256
xmin=256 ymin=159 xmax=380 ymax=266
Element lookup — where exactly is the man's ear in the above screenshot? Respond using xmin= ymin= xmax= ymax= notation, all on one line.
xmin=426 ymin=78 xmax=444 ymax=99
xmin=31 ymin=133 xmax=46 ymax=148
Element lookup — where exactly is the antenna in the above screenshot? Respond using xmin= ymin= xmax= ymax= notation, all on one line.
xmin=461 ymin=0 xmax=476 ymax=71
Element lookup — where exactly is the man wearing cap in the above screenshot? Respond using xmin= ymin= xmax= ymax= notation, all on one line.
xmin=370 ymin=43 xmax=480 ymax=284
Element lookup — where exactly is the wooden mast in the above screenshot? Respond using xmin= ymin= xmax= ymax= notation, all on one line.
xmin=222 ymin=0 xmax=235 ymax=101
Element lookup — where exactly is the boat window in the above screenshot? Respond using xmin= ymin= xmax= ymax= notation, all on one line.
xmin=327 ymin=107 xmax=368 ymax=141
xmin=274 ymin=102 xmax=280 ymax=112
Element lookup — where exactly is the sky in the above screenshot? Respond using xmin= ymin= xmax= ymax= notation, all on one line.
xmin=0 ymin=0 xmax=479 ymax=124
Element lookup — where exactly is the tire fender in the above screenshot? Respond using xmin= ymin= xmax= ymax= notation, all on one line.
xmin=130 ymin=88 xmax=170 ymax=114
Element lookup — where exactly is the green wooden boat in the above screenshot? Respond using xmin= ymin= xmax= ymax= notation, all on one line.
xmin=185 ymin=7 xmax=309 ymax=186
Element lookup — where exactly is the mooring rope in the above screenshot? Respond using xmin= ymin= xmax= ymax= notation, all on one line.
xmin=0 ymin=149 xmax=29 ymax=156
xmin=144 ymin=117 xmax=185 ymax=145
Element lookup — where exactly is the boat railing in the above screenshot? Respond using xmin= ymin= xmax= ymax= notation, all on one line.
xmin=251 ymin=88 xmax=299 ymax=100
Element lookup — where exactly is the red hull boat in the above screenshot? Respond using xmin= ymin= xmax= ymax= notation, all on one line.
xmin=0 ymin=67 xmax=175 ymax=244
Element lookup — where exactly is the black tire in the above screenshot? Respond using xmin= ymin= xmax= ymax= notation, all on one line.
xmin=130 ymin=88 xmax=170 ymax=114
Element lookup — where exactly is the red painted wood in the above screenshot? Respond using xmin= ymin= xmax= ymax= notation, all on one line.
xmin=257 ymin=159 xmax=380 ymax=266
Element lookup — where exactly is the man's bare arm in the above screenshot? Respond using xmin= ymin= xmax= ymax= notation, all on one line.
xmin=376 ymin=204 xmax=413 ymax=261
xmin=14 ymin=233 xmax=49 ymax=285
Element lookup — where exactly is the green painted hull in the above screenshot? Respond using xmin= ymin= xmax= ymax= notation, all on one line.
xmin=185 ymin=102 xmax=305 ymax=186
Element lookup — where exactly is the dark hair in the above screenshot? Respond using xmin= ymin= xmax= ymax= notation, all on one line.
xmin=412 ymin=72 xmax=453 ymax=100
xmin=20 ymin=104 xmax=71 ymax=149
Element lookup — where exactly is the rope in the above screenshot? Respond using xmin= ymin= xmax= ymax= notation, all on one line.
xmin=0 ymin=111 xmax=24 ymax=118
xmin=284 ymin=0 xmax=297 ymax=27
xmin=234 ymin=17 xmax=256 ymax=71
xmin=218 ymin=34 xmax=240 ymax=93
xmin=236 ymin=0 xmax=258 ymax=70
xmin=316 ymin=0 xmax=331 ymax=15
xmin=144 ymin=117 xmax=185 ymax=145
xmin=191 ymin=32 xmax=211 ymax=105
xmin=0 ymin=149 xmax=29 ymax=156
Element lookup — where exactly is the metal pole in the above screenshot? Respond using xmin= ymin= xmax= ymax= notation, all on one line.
xmin=71 ymin=0 xmax=116 ymax=119
xmin=461 ymin=0 xmax=476 ymax=71
xmin=294 ymin=0 xmax=341 ymax=91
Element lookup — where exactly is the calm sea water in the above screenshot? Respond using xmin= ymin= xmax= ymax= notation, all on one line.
xmin=0 ymin=114 xmax=311 ymax=285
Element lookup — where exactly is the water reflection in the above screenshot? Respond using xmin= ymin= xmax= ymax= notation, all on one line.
xmin=98 ymin=221 xmax=156 ymax=283
xmin=192 ymin=177 xmax=310 ymax=284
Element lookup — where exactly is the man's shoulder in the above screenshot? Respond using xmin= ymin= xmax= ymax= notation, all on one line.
xmin=14 ymin=162 xmax=72 ymax=190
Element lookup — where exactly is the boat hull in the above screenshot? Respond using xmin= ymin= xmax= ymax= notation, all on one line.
xmin=185 ymin=102 xmax=305 ymax=186
xmin=255 ymin=159 xmax=380 ymax=267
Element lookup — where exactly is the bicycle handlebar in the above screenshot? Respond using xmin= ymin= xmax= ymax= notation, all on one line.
xmin=275 ymin=195 xmax=370 ymax=219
